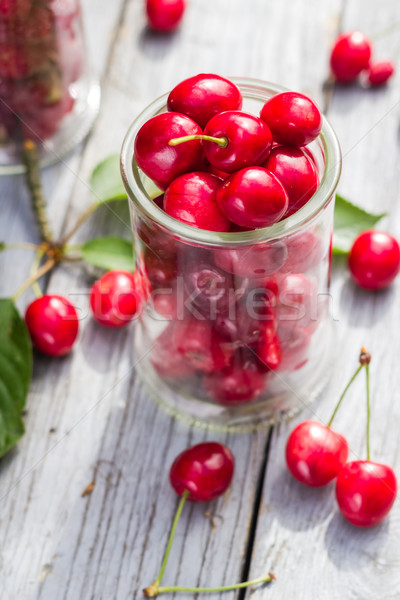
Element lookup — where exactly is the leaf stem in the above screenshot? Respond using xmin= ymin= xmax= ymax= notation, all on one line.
xmin=12 ymin=259 xmax=55 ymax=302
xmin=168 ymin=134 xmax=228 ymax=148
xmin=327 ymin=364 xmax=363 ymax=428
xmin=154 ymin=574 xmax=275 ymax=596
xmin=61 ymin=202 xmax=101 ymax=244
xmin=22 ymin=139 xmax=53 ymax=244
xmin=366 ymin=364 xmax=371 ymax=461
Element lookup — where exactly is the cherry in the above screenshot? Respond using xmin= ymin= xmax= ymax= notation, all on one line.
xmin=366 ymin=60 xmax=395 ymax=87
xmin=167 ymin=74 xmax=242 ymax=128
xmin=348 ymin=230 xmax=400 ymax=290
xmin=217 ymin=167 xmax=288 ymax=228
xmin=183 ymin=258 xmax=248 ymax=318
xmin=264 ymin=146 xmax=319 ymax=217
xmin=260 ymin=92 xmax=322 ymax=147
xmin=330 ymin=31 xmax=372 ymax=83
xmin=336 ymin=461 xmax=397 ymax=527
xmin=281 ymin=231 xmax=323 ymax=273
xmin=152 ymin=287 xmax=179 ymax=320
xmin=151 ymin=323 xmax=196 ymax=379
xmin=25 ymin=294 xmax=79 ymax=357
xmin=90 ymin=270 xmax=142 ymax=328
xmin=134 ymin=112 xmax=204 ymax=190
xmin=214 ymin=240 xmax=288 ymax=279
xmin=204 ymin=355 xmax=267 ymax=405
xmin=173 ymin=318 xmax=234 ymax=372
xmin=277 ymin=324 xmax=311 ymax=372
xmin=146 ymin=0 xmax=185 ymax=32
xmin=254 ymin=321 xmax=282 ymax=371
xmin=275 ymin=273 xmax=317 ymax=330
xmin=163 ymin=171 xmax=230 ymax=231
xmin=169 ymin=441 xmax=235 ymax=502
xmin=286 ymin=420 xmax=349 ymax=487
xmin=143 ymin=247 xmax=177 ymax=289
xmin=170 ymin=111 xmax=272 ymax=173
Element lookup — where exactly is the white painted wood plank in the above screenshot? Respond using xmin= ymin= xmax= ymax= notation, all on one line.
xmin=247 ymin=2 xmax=400 ymax=598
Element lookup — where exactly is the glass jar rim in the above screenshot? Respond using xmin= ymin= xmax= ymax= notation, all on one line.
xmin=120 ymin=78 xmax=341 ymax=246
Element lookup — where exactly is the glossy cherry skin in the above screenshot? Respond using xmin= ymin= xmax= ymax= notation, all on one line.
xmin=146 ymin=0 xmax=185 ymax=32
xmin=260 ymin=92 xmax=322 ymax=147
xmin=254 ymin=321 xmax=282 ymax=371
xmin=134 ymin=112 xmax=203 ymax=190
xmin=204 ymin=356 xmax=267 ymax=405
xmin=214 ymin=240 xmax=288 ymax=279
xmin=275 ymin=273 xmax=317 ymax=330
xmin=25 ymin=295 xmax=79 ymax=356
xmin=173 ymin=318 xmax=234 ymax=372
xmin=286 ymin=420 xmax=349 ymax=487
xmin=281 ymin=231 xmax=323 ymax=273
xmin=184 ymin=259 xmax=248 ymax=318
xmin=217 ymin=167 xmax=288 ymax=228
xmin=90 ymin=270 xmax=142 ymax=328
xmin=151 ymin=323 xmax=196 ymax=379
xmin=367 ymin=61 xmax=395 ymax=87
xmin=203 ymin=111 xmax=273 ymax=173
xmin=336 ymin=461 xmax=397 ymax=527
xmin=264 ymin=146 xmax=319 ymax=217
xmin=330 ymin=31 xmax=372 ymax=83
xmin=167 ymin=74 xmax=242 ymax=128
xmin=164 ymin=171 xmax=230 ymax=231
xmin=348 ymin=230 xmax=400 ymax=290
xmin=169 ymin=441 xmax=235 ymax=502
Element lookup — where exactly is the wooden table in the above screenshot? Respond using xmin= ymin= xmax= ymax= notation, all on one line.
xmin=1 ymin=1 xmax=400 ymax=598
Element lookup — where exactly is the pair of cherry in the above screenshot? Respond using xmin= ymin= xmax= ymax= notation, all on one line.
xmin=25 ymin=270 xmax=143 ymax=356
xmin=286 ymin=348 xmax=397 ymax=527
xmin=134 ymin=73 xmax=322 ymax=231
xmin=143 ymin=440 xmax=273 ymax=597
xmin=330 ymin=31 xmax=395 ymax=86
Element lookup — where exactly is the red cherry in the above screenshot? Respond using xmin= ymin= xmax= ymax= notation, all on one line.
xmin=260 ymin=92 xmax=322 ymax=147
xmin=330 ymin=31 xmax=372 ymax=83
xmin=169 ymin=441 xmax=235 ymax=502
xmin=143 ymin=247 xmax=177 ymax=289
xmin=90 ymin=270 xmax=142 ymax=328
xmin=264 ymin=146 xmax=319 ymax=217
xmin=286 ymin=420 xmax=349 ymax=487
xmin=173 ymin=318 xmax=234 ymax=372
xmin=25 ymin=295 xmax=79 ymax=357
xmin=0 ymin=44 xmax=28 ymax=79
xmin=275 ymin=273 xmax=317 ymax=330
xmin=134 ymin=112 xmax=204 ymax=190
xmin=367 ymin=61 xmax=395 ymax=87
xmin=214 ymin=241 xmax=288 ymax=279
xmin=277 ymin=324 xmax=311 ymax=372
xmin=281 ymin=231 xmax=323 ymax=273
xmin=202 ymin=111 xmax=273 ymax=173
xmin=348 ymin=230 xmax=400 ymax=290
xmin=217 ymin=167 xmax=288 ymax=228
xmin=146 ymin=0 xmax=185 ymax=32
xmin=167 ymin=74 xmax=242 ymax=128
xmin=336 ymin=460 xmax=397 ymax=527
xmin=254 ymin=321 xmax=282 ymax=371
xmin=204 ymin=356 xmax=267 ymax=405
xmin=183 ymin=258 xmax=248 ymax=318
xmin=164 ymin=171 xmax=230 ymax=231
xmin=151 ymin=323 xmax=196 ymax=379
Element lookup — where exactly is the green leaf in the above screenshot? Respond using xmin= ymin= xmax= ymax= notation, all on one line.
xmin=0 ymin=298 xmax=32 ymax=458
xmin=90 ymin=154 xmax=127 ymax=203
xmin=81 ymin=237 xmax=135 ymax=271
xmin=333 ymin=194 xmax=386 ymax=255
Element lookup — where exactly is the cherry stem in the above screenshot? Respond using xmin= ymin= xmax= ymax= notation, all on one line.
xmin=61 ymin=202 xmax=101 ymax=244
xmin=30 ymin=250 xmax=45 ymax=299
xmin=22 ymin=139 xmax=53 ymax=244
xmin=12 ymin=258 xmax=55 ymax=302
xmin=327 ymin=364 xmax=364 ymax=428
xmin=156 ymin=489 xmax=189 ymax=587
xmin=366 ymin=364 xmax=371 ymax=461
xmin=1 ymin=242 xmax=41 ymax=251
xmin=168 ymin=134 xmax=228 ymax=149
xmin=154 ymin=574 xmax=275 ymax=596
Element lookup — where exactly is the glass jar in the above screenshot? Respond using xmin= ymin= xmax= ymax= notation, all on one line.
xmin=121 ymin=79 xmax=341 ymax=432
xmin=0 ymin=0 xmax=100 ymax=174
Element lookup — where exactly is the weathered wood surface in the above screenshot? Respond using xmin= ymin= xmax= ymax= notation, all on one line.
xmin=1 ymin=0 xmax=399 ymax=599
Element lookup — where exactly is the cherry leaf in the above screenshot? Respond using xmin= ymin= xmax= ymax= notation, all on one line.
xmin=81 ymin=237 xmax=135 ymax=272
xmin=333 ymin=194 xmax=386 ymax=255
xmin=0 ymin=298 xmax=32 ymax=458
xmin=90 ymin=155 xmax=127 ymax=203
